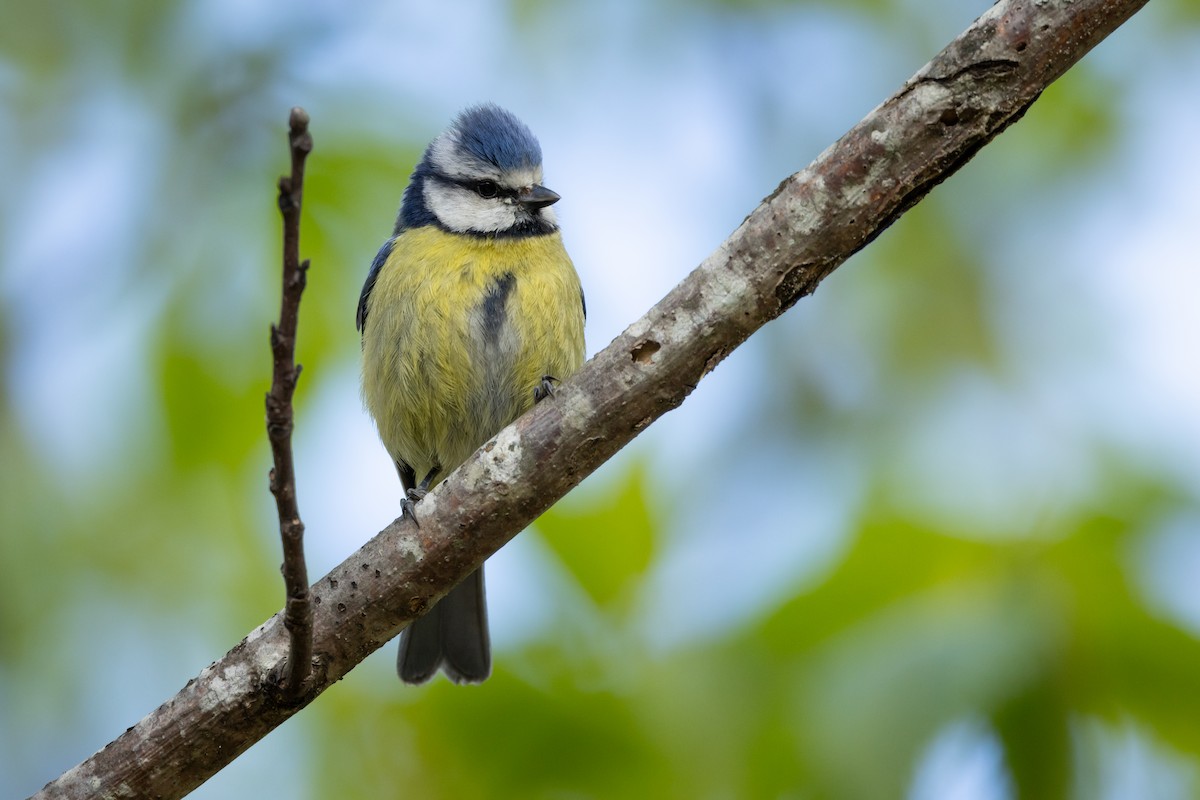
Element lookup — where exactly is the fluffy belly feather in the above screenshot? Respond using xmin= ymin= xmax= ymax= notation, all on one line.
xmin=361 ymin=227 xmax=584 ymax=483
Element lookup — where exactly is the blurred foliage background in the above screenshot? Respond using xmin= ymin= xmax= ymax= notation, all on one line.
xmin=2 ymin=1 xmax=1199 ymax=798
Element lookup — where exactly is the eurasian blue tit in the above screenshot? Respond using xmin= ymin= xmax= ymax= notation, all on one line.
xmin=357 ymin=104 xmax=586 ymax=684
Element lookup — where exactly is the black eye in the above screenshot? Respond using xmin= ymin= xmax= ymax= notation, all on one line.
xmin=475 ymin=180 xmax=499 ymax=199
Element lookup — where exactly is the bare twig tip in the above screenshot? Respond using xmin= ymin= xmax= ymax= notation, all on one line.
xmin=289 ymin=107 xmax=310 ymax=132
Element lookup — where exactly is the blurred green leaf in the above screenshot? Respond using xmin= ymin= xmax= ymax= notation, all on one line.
xmin=865 ymin=200 xmax=1002 ymax=382
xmin=157 ymin=338 xmax=263 ymax=470
xmin=314 ymin=666 xmax=669 ymax=800
xmin=993 ymin=676 xmax=1072 ymax=800
xmin=1161 ymin=0 xmax=1200 ymax=25
xmin=985 ymin=62 xmax=1119 ymax=184
xmin=1049 ymin=511 xmax=1200 ymax=755
xmin=536 ymin=463 xmax=658 ymax=610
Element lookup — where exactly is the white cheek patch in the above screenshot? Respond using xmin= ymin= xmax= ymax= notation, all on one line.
xmin=424 ymin=180 xmax=520 ymax=234
xmin=423 ymin=132 xmax=557 ymax=233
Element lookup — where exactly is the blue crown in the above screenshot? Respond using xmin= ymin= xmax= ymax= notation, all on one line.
xmin=451 ymin=104 xmax=542 ymax=171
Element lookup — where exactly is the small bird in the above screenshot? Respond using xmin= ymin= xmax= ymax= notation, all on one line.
xmin=357 ymin=105 xmax=586 ymax=684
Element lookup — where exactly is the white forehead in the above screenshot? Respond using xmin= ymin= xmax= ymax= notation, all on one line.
xmin=427 ymin=129 xmax=544 ymax=188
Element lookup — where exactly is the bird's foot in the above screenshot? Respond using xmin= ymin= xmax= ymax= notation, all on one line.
xmin=402 ymin=486 xmax=429 ymax=527
xmin=401 ymin=470 xmax=438 ymax=528
xmin=534 ymin=375 xmax=559 ymax=403
xmin=400 ymin=494 xmax=420 ymax=527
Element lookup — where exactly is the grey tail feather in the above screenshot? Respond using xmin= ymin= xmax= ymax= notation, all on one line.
xmin=397 ymin=567 xmax=491 ymax=685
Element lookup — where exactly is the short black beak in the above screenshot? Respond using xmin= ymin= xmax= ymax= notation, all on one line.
xmin=517 ymin=184 xmax=560 ymax=210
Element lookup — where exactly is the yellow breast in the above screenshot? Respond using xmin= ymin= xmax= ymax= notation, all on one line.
xmin=361 ymin=226 xmax=585 ymax=482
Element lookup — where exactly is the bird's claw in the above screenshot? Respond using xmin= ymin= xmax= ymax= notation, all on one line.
xmin=400 ymin=467 xmax=439 ymax=528
xmin=401 ymin=488 xmax=427 ymax=527
xmin=534 ymin=375 xmax=559 ymax=403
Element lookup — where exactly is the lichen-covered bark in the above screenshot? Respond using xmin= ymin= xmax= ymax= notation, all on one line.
xmin=32 ymin=0 xmax=1149 ymax=797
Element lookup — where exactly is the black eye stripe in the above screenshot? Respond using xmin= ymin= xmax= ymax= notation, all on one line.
xmin=440 ymin=175 xmax=517 ymax=200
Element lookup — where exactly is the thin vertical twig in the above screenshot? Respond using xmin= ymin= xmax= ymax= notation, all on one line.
xmin=267 ymin=106 xmax=314 ymax=698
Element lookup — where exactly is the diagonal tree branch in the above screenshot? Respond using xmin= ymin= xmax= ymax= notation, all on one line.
xmin=31 ymin=0 xmax=1149 ymax=797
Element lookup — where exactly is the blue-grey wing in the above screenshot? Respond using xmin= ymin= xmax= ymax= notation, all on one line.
xmin=356 ymin=238 xmax=396 ymax=336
